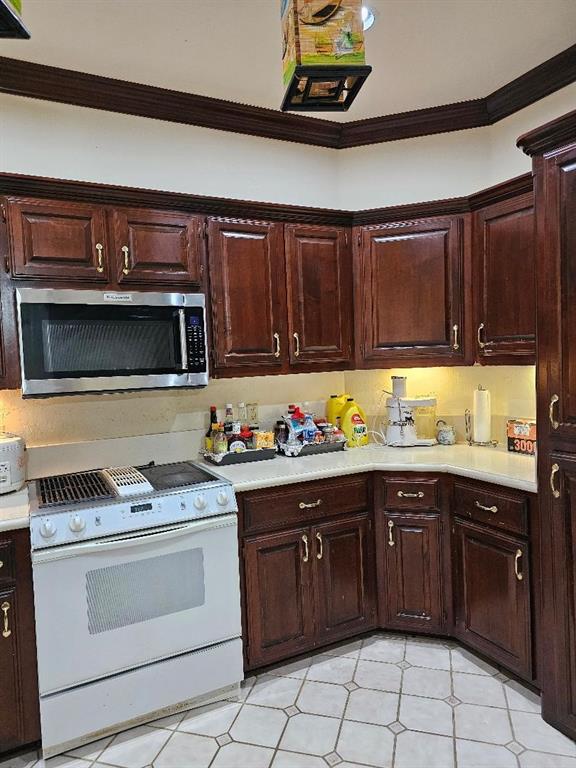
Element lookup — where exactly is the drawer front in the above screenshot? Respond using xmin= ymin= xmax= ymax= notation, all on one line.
xmin=242 ymin=475 xmax=370 ymax=535
xmin=384 ymin=479 xmax=439 ymax=510
xmin=453 ymin=482 xmax=528 ymax=536
xmin=0 ymin=539 xmax=15 ymax=585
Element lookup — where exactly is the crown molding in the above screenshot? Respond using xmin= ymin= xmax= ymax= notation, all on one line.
xmin=0 ymin=46 xmax=575 ymax=149
xmin=517 ymin=108 xmax=576 ymax=156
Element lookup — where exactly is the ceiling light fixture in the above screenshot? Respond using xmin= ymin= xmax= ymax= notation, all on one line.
xmin=361 ymin=5 xmax=375 ymax=31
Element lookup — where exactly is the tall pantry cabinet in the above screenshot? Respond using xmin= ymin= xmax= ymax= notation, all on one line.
xmin=518 ymin=112 xmax=576 ymax=739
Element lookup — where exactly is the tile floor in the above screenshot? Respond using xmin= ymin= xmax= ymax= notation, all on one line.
xmin=5 ymin=632 xmax=576 ymax=768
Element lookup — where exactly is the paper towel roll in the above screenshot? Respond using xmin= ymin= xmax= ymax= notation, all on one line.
xmin=473 ymin=387 xmax=491 ymax=443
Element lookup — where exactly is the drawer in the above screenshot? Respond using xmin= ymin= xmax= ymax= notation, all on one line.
xmin=383 ymin=478 xmax=439 ymax=510
xmin=453 ymin=482 xmax=528 ymax=536
xmin=242 ymin=475 xmax=370 ymax=535
xmin=0 ymin=539 xmax=15 ymax=584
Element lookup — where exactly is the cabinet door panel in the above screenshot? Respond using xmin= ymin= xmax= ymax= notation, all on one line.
xmin=243 ymin=528 xmax=314 ymax=668
xmin=380 ymin=512 xmax=444 ymax=633
xmin=313 ymin=514 xmax=376 ymax=643
xmin=113 ymin=208 xmax=202 ymax=286
xmin=285 ymin=225 xmax=352 ymax=366
xmin=474 ymin=195 xmax=535 ymax=363
xmin=0 ymin=586 xmax=21 ymax=750
xmin=6 ymin=197 xmax=108 ymax=281
xmin=453 ymin=519 xmax=531 ymax=678
xmin=359 ymin=217 xmax=465 ymax=364
xmin=207 ymin=219 xmax=286 ymax=370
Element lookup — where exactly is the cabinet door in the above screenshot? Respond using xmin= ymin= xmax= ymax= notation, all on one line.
xmin=207 ymin=219 xmax=287 ymax=371
xmin=243 ymin=528 xmax=314 ymax=668
xmin=285 ymin=225 xmax=353 ymax=366
xmin=0 ymin=586 xmax=21 ymax=750
xmin=313 ymin=514 xmax=376 ymax=644
xmin=358 ymin=216 xmax=466 ymax=365
xmin=6 ymin=197 xmax=108 ymax=281
xmin=112 ymin=208 xmax=203 ymax=286
xmin=379 ymin=512 xmax=444 ymax=633
xmin=453 ymin=518 xmax=531 ymax=678
xmin=474 ymin=194 xmax=535 ymax=363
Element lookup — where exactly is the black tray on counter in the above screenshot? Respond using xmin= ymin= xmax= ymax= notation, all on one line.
xmin=203 ymin=448 xmax=277 ymax=466
xmin=278 ymin=441 xmax=347 ymax=458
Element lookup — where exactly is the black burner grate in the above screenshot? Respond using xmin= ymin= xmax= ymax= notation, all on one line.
xmin=38 ymin=471 xmax=114 ymax=508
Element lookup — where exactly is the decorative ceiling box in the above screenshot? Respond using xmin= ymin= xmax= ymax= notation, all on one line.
xmin=281 ymin=0 xmax=371 ymax=112
xmin=0 ymin=0 xmax=30 ymax=38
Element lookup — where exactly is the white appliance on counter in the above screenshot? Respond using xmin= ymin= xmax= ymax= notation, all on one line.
xmin=29 ymin=461 xmax=242 ymax=758
xmin=0 ymin=433 xmax=26 ymax=493
xmin=385 ymin=376 xmax=437 ymax=447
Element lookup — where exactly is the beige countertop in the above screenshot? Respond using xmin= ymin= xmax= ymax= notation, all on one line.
xmin=0 ymin=487 xmax=30 ymax=533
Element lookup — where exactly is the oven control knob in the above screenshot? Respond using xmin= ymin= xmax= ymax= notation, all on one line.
xmin=193 ymin=495 xmax=207 ymax=510
xmin=40 ymin=519 xmax=57 ymax=539
xmin=217 ymin=491 xmax=229 ymax=506
xmin=69 ymin=514 xmax=86 ymax=533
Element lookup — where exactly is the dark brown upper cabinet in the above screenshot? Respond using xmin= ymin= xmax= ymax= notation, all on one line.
xmin=473 ymin=194 xmax=535 ymax=364
xmin=207 ymin=218 xmax=287 ymax=372
xmin=5 ymin=197 xmax=109 ymax=282
xmin=356 ymin=216 xmax=468 ymax=367
xmin=285 ymin=224 xmax=353 ymax=367
xmin=111 ymin=208 xmax=203 ymax=287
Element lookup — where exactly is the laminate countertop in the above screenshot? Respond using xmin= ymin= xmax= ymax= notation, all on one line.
xmin=212 ymin=443 xmax=538 ymax=495
xmin=0 ymin=487 xmax=30 ymax=533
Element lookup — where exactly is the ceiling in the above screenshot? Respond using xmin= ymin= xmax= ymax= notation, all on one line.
xmin=1 ymin=0 xmax=575 ymax=122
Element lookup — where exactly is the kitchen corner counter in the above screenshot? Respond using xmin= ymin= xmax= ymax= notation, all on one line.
xmin=0 ymin=487 xmax=30 ymax=532
xmin=211 ymin=444 xmax=538 ymax=494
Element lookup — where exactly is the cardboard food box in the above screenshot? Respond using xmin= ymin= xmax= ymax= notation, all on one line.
xmin=507 ymin=419 xmax=537 ymax=455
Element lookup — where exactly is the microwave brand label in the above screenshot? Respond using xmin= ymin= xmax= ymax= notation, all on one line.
xmin=104 ymin=293 xmax=133 ymax=303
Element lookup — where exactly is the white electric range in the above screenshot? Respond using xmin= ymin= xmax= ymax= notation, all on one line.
xmin=29 ymin=460 xmax=243 ymax=758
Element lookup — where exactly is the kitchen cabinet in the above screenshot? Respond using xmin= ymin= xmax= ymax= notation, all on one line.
xmin=112 ymin=208 xmax=203 ymax=286
xmin=0 ymin=528 xmax=40 ymax=756
xmin=473 ymin=193 xmax=535 ymax=363
xmin=355 ymin=215 xmax=468 ymax=366
xmin=284 ymin=224 xmax=353 ymax=366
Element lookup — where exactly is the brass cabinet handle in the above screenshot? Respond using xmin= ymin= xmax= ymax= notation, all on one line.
xmin=452 ymin=324 xmax=460 ymax=351
xmin=397 ymin=490 xmax=424 ymax=499
xmin=299 ymin=499 xmax=322 ymax=510
xmin=388 ymin=520 xmax=395 ymax=547
xmin=1 ymin=601 xmax=11 ymax=639
xmin=273 ymin=332 xmax=281 ymax=358
xmin=121 ymin=245 xmax=130 ymax=275
xmin=514 ymin=549 xmax=523 ymax=581
xmin=551 ymin=463 xmax=561 ymax=499
xmin=302 ymin=534 xmax=309 ymax=563
xmin=475 ymin=500 xmax=498 ymax=514
xmin=293 ymin=332 xmax=300 ymax=358
xmin=0 ymin=560 xmax=3 ymax=569
xmin=95 ymin=243 xmax=105 ymax=273
xmin=477 ymin=323 xmax=486 ymax=349
xmin=316 ymin=532 xmax=323 ymax=560
xmin=549 ymin=394 xmax=560 ymax=430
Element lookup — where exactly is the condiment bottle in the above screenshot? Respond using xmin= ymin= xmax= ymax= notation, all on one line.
xmin=224 ymin=404 xmax=234 ymax=436
xmin=204 ymin=405 xmax=218 ymax=452
xmin=213 ymin=425 xmax=228 ymax=454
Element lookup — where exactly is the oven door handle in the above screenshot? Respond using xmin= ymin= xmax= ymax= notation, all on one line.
xmin=32 ymin=514 xmax=237 ymax=563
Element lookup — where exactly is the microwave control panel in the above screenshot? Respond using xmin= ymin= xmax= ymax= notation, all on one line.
xmin=186 ymin=309 xmax=207 ymax=372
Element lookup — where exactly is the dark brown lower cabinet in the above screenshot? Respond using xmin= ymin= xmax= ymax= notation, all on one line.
xmin=243 ymin=513 xmax=376 ymax=669
xmin=0 ymin=528 xmax=40 ymax=756
xmin=453 ymin=518 xmax=532 ymax=679
xmin=378 ymin=511 xmax=444 ymax=634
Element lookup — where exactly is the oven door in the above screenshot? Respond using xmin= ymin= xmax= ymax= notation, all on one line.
xmin=32 ymin=514 xmax=240 ymax=695
xmin=17 ymin=288 xmax=208 ymax=396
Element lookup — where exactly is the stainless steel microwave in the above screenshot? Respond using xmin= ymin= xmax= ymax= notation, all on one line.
xmin=16 ymin=288 xmax=209 ymax=397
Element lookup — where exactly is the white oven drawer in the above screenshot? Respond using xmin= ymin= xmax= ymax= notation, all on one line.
xmin=32 ymin=514 xmax=241 ymax=694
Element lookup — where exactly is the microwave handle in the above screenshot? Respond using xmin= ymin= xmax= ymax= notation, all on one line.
xmin=179 ymin=309 xmax=188 ymax=371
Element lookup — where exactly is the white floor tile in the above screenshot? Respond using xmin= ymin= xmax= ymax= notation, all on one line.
xmin=454 ymin=703 xmax=513 ymax=744
xmin=1 ymin=752 xmax=39 ymax=768
xmin=504 ymin=680 xmax=542 ymax=713
xmin=453 ymin=672 xmax=507 ymax=708
xmin=268 ymin=657 xmax=311 ymax=679
xmin=519 ymin=751 xmax=576 ymax=767
xmin=246 ymin=675 xmax=302 ymax=709
xmin=279 ymin=713 xmax=340 ymax=756
xmin=456 ymin=739 xmax=517 ymax=767
xmin=153 ymin=732 xmax=217 ymax=768
xmin=42 ymin=758 xmax=91 ymax=768
xmin=336 ymin=720 xmax=394 ymax=767
xmin=97 ymin=725 xmax=171 ymax=768
xmin=394 ymin=730 xmax=455 ymax=768
xmin=345 ymin=688 xmax=399 ymax=726
xmin=399 ymin=694 xmax=454 ymax=736
xmin=305 ymin=655 xmax=356 ymax=685
xmin=354 ymin=659 xmax=402 ymax=693
xmin=360 ymin=635 xmax=406 ymax=664
xmin=451 ymin=648 xmax=498 ymax=676
xmin=323 ymin=639 xmax=362 ymax=658
xmin=297 ymin=680 xmax=348 ymax=718
xmin=65 ymin=736 xmax=114 ymax=761
xmin=401 ymin=666 xmax=451 ymax=699
xmin=178 ymin=701 xmax=242 ymax=737
xmin=210 ymin=742 xmax=274 ymax=768
xmin=271 ymin=751 xmax=327 ymax=768
xmin=511 ymin=711 xmax=576 ymax=756
xmin=405 ymin=642 xmax=451 ymax=670
xmin=229 ymin=704 xmax=287 ymax=748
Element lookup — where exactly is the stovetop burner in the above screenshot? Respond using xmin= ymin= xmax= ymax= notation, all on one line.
xmin=138 ymin=461 xmax=217 ymax=491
